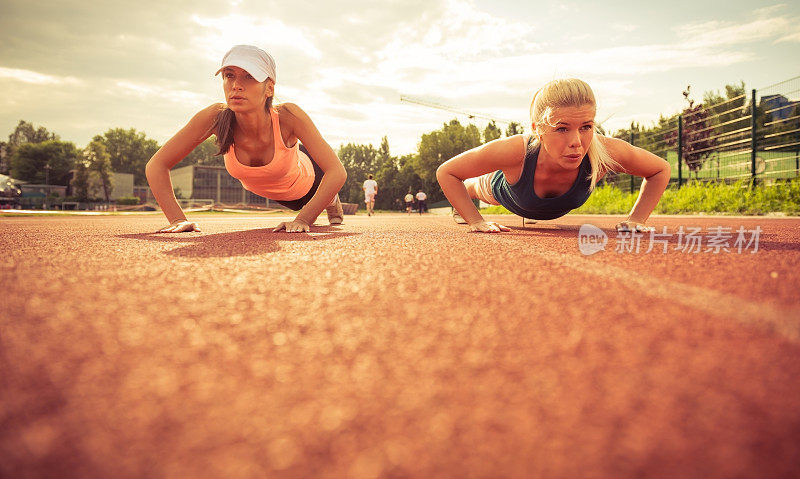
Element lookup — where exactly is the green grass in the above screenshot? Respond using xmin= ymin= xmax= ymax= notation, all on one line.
xmin=481 ymin=180 xmax=800 ymax=216
xmin=643 ymin=150 xmax=800 ymax=181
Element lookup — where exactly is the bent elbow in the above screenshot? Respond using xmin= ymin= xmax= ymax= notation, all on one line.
xmin=145 ymin=157 xmax=158 ymax=174
xmin=658 ymin=160 xmax=671 ymax=184
xmin=331 ymin=165 xmax=347 ymax=190
xmin=435 ymin=163 xmax=448 ymax=183
xmin=144 ymin=160 xmax=155 ymax=181
xmin=144 ymin=157 xmax=167 ymax=184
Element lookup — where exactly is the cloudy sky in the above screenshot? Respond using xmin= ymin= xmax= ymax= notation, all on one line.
xmin=1 ymin=0 xmax=799 ymax=155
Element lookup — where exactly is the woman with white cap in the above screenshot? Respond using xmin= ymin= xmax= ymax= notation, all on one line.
xmin=146 ymin=44 xmax=347 ymax=233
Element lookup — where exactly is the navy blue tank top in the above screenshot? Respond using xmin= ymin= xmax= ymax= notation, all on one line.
xmin=490 ymin=137 xmax=593 ymax=220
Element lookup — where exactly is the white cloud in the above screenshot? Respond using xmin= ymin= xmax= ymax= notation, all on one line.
xmin=114 ymin=81 xmax=207 ymax=104
xmin=775 ymin=32 xmax=800 ymax=44
xmin=674 ymin=16 xmax=798 ymax=48
xmin=0 ymin=67 xmax=82 ymax=85
xmin=190 ymin=14 xmax=323 ymax=62
xmin=613 ymin=23 xmax=638 ymax=33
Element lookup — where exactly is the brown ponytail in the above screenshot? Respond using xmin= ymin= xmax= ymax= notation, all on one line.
xmin=212 ymin=96 xmax=274 ymax=156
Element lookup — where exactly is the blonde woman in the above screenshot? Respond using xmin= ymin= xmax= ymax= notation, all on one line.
xmin=437 ymin=78 xmax=670 ymax=233
xmin=146 ymin=45 xmax=346 ymax=233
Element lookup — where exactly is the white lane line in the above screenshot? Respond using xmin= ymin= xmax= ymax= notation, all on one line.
xmin=489 ymin=234 xmax=800 ymax=342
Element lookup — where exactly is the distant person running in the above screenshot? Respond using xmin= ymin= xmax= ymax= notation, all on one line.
xmin=437 ymin=78 xmax=670 ymax=233
xmin=404 ymin=191 xmax=415 ymax=214
xmin=363 ymin=174 xmax=378 ymax=216
xmin=146 ymin=44 xmax=346 ymax=233
xmin=415 ymin=189 xmax=427 ymax=214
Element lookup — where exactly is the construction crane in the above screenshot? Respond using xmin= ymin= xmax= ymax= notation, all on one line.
xmin=400 ymin=95 xmax=514 ymax=125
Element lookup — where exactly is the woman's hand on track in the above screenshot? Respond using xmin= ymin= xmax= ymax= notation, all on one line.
xmin=156 ymin=220 xmax=201 ymax=233
xmin=273 ymin=219 xmax=311 ymax=233
xmin=615 ymin=220 xmax=654 ymax=233
xmin=470 ymin=221 xmax=510 ymax=233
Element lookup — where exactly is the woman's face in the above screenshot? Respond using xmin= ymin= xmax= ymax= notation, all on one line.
xmin=534 ymin=104 xmax=596 ymax=170
xmin=221 ymin=66 xmax=272 ymax=112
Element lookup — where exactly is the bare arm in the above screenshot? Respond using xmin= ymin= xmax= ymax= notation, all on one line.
xmin=145 ymin=103 xmax=222 ymax=225
xmin=602 ymin=136 xmax=671 ymax=226
xmin=436 ymin=135 xmax=525 ymax=229
xmin=281 ymin=103 xmax=347 ymax=226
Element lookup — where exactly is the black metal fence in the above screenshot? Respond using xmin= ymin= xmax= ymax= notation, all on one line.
xmin=603 ymin=75 xmax=800 ymax=191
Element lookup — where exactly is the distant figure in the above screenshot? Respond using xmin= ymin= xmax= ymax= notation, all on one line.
xmin=415 ymin=189 xmax=427 ymax=214
xmin=363 ymin=174 xmax=378 ymax=216
xmin=404 ymin=191 xmax=415 ymax=214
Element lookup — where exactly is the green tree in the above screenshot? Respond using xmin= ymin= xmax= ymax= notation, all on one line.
xmin=415 ymin=119 xmax=481 ymax=184
xmin=71 ymin=160 xmax=91 ymax=202
xmin=393 ymin=154 xmax=424 ymax=207
xmin=703 ymin=82 xmax=748 ymax=144
xmin=0 ymin=141 xmax=7 ymax=175
xmin=338 ymin=142 xmax=380 ymax=203
xmin=183 ymin=138 xmax=222 ymax=166
xmin=378 ymin=136 xmax=391 ymax=166
xmin=505 ymin=122 xmax=525 ymax=137
xmin=374 ymin=137 xmax=427 ymax=211
xmin=10 ymin=140 xmax=77 ymax=185
xmin=483 ymin=121 xmax=502 ymax=143
xmin=3 ymin=120 xmax=59 ymax=175
xmin=84 ymin=140 xmax=114 ymax=202
xmin=8 ymin=120 xmax=58 ymax=147
xmin=680 ymin=86 xmax=716 ymax=177
xmin=372 ymin=136 xmax=401 ymax=210
xmin=93 ymin=128 xmax=160 ymax=186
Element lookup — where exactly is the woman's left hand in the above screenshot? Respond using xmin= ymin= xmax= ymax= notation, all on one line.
xmin=615 ymin=220 xmax=654 ymax=233
xmin=273 ymin=218 xmax=311 ymax=233
xmin=156 ymin=219 xmax=201 ymax=233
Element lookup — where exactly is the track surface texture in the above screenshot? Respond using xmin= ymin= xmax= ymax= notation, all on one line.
xmin=2 ymin=213 xmax=799 ymax=478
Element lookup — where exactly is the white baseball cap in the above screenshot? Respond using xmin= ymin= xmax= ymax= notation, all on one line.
xmin=215 ymin=45 xmax=276 ymax=83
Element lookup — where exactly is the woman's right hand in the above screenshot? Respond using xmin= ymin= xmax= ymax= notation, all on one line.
xmin=470 ymin=221 xmax=510 ymax=233
xmin=272 ymin=218 xmax=311 ymax=233
xmin=156 ymin=220 xmax=201 ymax=233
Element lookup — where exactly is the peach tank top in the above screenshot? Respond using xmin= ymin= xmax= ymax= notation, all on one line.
xmin=224 ymin=108 xmax=314 ymax=201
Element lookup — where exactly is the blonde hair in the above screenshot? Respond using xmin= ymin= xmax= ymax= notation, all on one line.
xmin=529 ymin=78 xmax=619 ymax=190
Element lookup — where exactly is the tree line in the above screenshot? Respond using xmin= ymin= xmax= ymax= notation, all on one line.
xmin=0 ymin=116 xmax=524 ymax=207
xmin=338 ymin=120 xmax=523 ymax=209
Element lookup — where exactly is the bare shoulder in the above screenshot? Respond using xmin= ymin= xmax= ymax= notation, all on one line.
xmin=479 ymin=134 xmax=527 ymax=167
xmin=277 ymin=102 xmax=301 ymax=114
xmin=199 ymin=102 xmax=226 ymax=118
xmin=184 ymin=103 xmax=224 ymax=138
xmin=492 ymin=134 xmax=526 ymax=153
xmin=598 ymin=135 xmax=632 ymax=157
xmin=188 ymin=103 xmax=225 ymax=128
xmin=438 ymin=134 xmax=525 ymax=179
xmin=277 ymin=102 xmax=310 ymax=124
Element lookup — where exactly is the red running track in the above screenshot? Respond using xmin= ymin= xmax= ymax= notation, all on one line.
xmin=1 ymin=213 xmax=799 ymax=478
